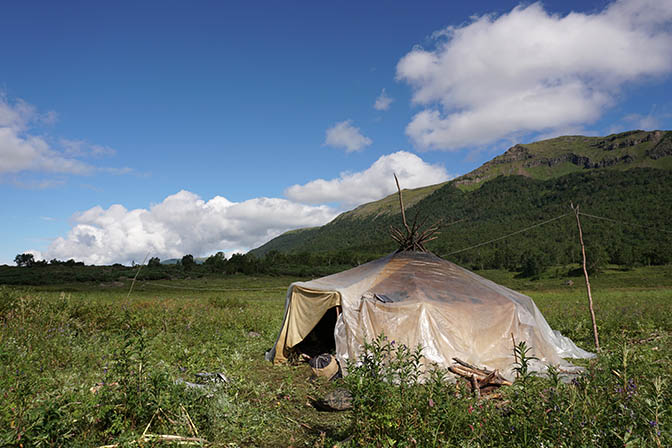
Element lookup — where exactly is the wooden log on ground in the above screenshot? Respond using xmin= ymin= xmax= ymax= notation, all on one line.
xmin=470 ymin=374 xmax=481 ymax=398
xmin=452 ymin=358 xmax=493 ymax=374
xmin=449 ymin=359 xmax=513 ymax=396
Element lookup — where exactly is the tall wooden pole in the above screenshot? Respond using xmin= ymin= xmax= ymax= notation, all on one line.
xmin=394 ymin=173 xmax=411 ymax=235
xmin=571 ymin=203 xmax=600 ymax=352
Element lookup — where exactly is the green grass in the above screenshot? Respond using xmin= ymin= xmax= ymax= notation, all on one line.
xmin=525 ymin=162 xmax=583 ymax=180
xmin=1 ymin=265 xmax=670 ymax=446
xmin=477 ymin=263 xmax=672 ymax=291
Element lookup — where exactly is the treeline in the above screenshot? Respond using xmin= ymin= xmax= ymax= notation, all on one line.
xmin=154 ymin=251 xmax=369 ymax=277
xmin=0 ymin=250 xmax=371 ymax=286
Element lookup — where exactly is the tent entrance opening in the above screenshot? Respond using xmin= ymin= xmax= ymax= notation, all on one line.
xmin=295 ymin=306 xmax=339 ymax=357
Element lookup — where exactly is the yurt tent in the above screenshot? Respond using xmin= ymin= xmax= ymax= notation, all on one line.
xmin=266 ymin=251 xmax=594 ymax=379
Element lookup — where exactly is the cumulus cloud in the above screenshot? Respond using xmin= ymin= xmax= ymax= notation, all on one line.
xmin=324 ymin=119 xmax=372 ymax=152
xmin=285 ymin=151 xmax=452 ymax=206
xmin=45 ymin=191 xmax=338 ymax=265
xmin=0 ymin=93 xmax=126 ymax=179
xmin=396 ymin=0 xmax=672 ymax=150
xmin=43 ymin=152 xmax=451 ymax=264
xmin=374 ymin=88 xmax=394 ymax=111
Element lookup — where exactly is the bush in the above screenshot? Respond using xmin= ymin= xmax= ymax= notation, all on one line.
xmin=341 ymin=334 xmax=670 ymax=447
xmin=518 ymin=251 xmax=549 ymax=279
xmin=344 ymin=335 xmax=437 ymax=446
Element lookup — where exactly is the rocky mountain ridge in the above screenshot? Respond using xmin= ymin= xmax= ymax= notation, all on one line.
xmin=455 ymin=130 xmax=670 ymax=188
xmin=250 ymin=130 xmax=672 ymax=257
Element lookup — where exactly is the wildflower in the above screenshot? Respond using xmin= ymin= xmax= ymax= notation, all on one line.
xmin=428 ymin=398 xmax=435 ymax=408
xmin=468 ymin=405 xmax=473 ymax=414
xmin=626 ymin=378 xmax=637 ymax=395
xmin=469 ymin=424 xmax=474 ymax=432
xmin=648 ymin=420 xmax=657 ymax=427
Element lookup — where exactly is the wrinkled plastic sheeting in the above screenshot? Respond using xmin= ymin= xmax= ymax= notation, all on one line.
xmin=268 ymin=252 xmax=594 ymax=381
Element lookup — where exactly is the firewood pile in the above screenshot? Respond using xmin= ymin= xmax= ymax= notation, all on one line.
xmin=448 ymin=358 xmax=512 ymax=397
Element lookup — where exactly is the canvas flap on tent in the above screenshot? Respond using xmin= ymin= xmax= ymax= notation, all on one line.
xmin=272 ymin=286 xmax=341 ymax=364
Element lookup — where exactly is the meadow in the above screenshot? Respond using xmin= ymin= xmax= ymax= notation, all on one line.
xmin=1 ymin=265 xmax=670 ymax=447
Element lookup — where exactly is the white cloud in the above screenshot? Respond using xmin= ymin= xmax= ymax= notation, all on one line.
xmin=374 ymin=88 xmax=394 ymax=111
xmin=61 ymin=139 xmax=117 ymax=158
xmin=0 ymin=93 xmax=124 ymax=179
xmin=0 ymin=127 xmax=93 ymax=175
xmin=0 ymin=96 xmax=35 ymax=130
xmin=43 ymin=152 xmax=452 ymax=264
xmin=324 ymin=119 xmax=372 ymax=152
xmin=396 ymin=0 xmax=672 ymax=150
xmin=45 ymin=190 xmax=338 ymax=265
xmin=622 ymin=112 xmax=661 ymax=130
xmin=10 ymin=177 xmax=67 ymax=190
xmin=103 ymin=167 xmax=134 ymax=175
xmin=26 ymin=250 xmax=44 ymax=261
xmin=285 ymin=151 xmax=452 ymax=206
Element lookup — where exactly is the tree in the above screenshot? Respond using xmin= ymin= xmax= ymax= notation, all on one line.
xmin=148 ymin=257 xmax=161 ymax=268
xmin=204 ymin=251 xmax=226 ymax=272
xmin=181 ymin=254 xmax=195 ymax=271
xmin=14 ymin=253 xmax=35 ymax=267
xmin=226 ymin=253 xmax=259 ymax=275
xmin=584 ymin=243 xmax=608 ymax=275
xmin=518 ymin=250 xmax=549 ymax=279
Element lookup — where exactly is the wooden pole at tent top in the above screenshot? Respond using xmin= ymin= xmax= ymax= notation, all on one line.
xmin=571 ymin=203 xmax=600 ymax=352
xmin=394 ymin=173 xmax=411 ymax=235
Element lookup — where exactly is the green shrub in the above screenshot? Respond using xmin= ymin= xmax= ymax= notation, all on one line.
xmin=342 ymin=333 xmax=670 ymax=447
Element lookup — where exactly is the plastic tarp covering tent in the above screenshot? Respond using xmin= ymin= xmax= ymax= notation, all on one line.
xmin=266 ymin=252 xmax=594 ymax=379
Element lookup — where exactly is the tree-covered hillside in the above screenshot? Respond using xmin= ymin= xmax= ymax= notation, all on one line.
xmin=251 ymin=168 xmax=672 ymax=272
xmin=251 ymin=130 xmax=672 ymax=272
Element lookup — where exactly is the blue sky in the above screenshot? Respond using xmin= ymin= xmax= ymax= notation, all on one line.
xmin=1 ymin=0 xmax=671 ymax=265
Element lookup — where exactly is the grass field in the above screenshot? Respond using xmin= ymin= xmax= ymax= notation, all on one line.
xmin=1 ymin=266 xmax=670 ymax=447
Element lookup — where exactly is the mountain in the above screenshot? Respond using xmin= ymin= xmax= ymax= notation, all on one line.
xmin=454 ymin=130 xmax=672 ymax=190
xmin=250 ymin=130 xmax=672 ymax=269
